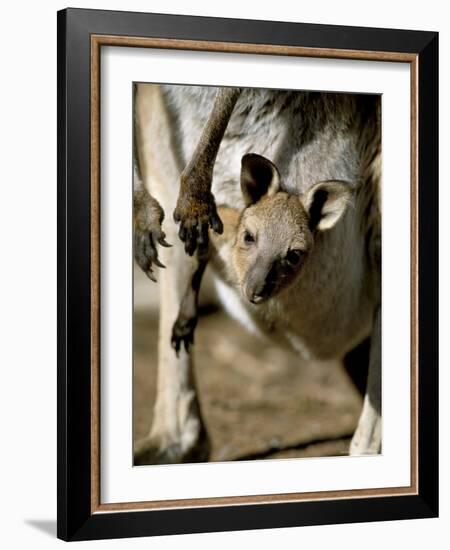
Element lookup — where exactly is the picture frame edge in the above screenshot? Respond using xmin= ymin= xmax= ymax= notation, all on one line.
xmin=57 ymin=8 xmax=439 ymax=541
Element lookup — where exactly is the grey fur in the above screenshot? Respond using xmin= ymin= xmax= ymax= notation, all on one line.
xmin=133 ymin=84 xmax=381 ymax=464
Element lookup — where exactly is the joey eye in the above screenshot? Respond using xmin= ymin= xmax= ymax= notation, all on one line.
xmin=286 ymin=249 xmax=303 ymax=266
xmin=244 ymin=230 xmax=255 ymax=244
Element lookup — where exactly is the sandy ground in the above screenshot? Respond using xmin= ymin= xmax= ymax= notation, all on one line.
xmin=133 ymin=266 xmax=363 ymax=462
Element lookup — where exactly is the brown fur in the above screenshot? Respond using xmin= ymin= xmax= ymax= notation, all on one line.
xmin=231 ymin=193 xmax=313 ymax=301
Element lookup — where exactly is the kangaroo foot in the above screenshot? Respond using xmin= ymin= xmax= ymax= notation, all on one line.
xmin=173 ymin=190 xmax=222 ymax=256
xmin=171 ymin=315 xmax=198 ymax=355
xmin=134 ymin=427 xmax=211 ymax=465
xmin=134 ymin=193 xmax=171 ymax=281
xmin=349 ymin=401 xmax=381 ymax=455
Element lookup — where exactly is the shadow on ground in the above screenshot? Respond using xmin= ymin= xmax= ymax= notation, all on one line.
xmin=25 ymin=519 xmax=56 ymax=538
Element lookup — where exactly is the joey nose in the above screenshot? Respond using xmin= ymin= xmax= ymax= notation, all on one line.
xmin=245 ymin=276 xmax=272 ymax=304
xmin=244 ymin=281 xmax=265 ymax=304
xmin=250 ymin=293 xmax=265 ymax=305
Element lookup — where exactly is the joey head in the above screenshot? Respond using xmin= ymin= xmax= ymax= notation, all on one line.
xmin=233 ymin=153 xmax=353 ymax=304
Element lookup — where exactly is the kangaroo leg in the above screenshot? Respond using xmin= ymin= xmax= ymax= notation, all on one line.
xmin=349 ymin=306 xmax=382 ymax=455
xmin=171 ymin=256 xmax=209 ymax=355
xmin=173 ymin=87 xmax=241 ymax=256
xmin=134 ymin=84 xmax=210 ymax=465
xmin=134 ymin=239 xmax=210 ymax=465
xmin=134 ymin=242 xmax=211 ymax=464
xmin=133 ymin=167 xmax=171 ymax=281
xmin=171 ymin=205 xmax=239 ymax=356
xmin=133 ymin=85 xmax=171 ymax=281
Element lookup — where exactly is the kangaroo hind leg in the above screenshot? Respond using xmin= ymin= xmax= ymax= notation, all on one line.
xmin=134 ymin=83 xmax=210 ymax=465
xmin=350 ymin=306 xmax=382 ymax=455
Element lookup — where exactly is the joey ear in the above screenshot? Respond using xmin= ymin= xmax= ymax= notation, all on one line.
xmin=303 ymin=181 xmax=353 ymax=231
xmin=240 ymin=153 xmax=280 ymax=206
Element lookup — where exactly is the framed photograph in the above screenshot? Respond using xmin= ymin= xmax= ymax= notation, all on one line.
xmin=57 ymin=8 xmax=438 ymax=541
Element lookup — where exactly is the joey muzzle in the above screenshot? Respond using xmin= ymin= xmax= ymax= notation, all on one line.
xmin=244 ymin=258 xmax=280 ymax=304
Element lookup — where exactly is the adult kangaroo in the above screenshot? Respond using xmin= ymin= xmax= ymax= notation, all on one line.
xmin=133 ymin=84 xmax=381 ymax=464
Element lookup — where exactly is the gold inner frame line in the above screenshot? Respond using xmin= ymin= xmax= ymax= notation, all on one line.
xmin=90 ymin=34 xmax=419 ymax=514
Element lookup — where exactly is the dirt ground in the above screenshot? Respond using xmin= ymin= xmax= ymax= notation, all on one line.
xmin=133 ymin=267 xmax=363 ymax=462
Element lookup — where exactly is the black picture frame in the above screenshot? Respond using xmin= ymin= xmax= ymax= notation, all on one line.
xmin=57 ymin=7 xmax=438 ymax=541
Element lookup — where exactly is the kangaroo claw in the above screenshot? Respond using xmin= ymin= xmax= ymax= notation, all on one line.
xmin=135 ymin=227 xmax=171 ymax=281
xmin=171 ymin=316 xmax=198 ymax=355
xmin=173 ymin=192 xmax=222 ymax=256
